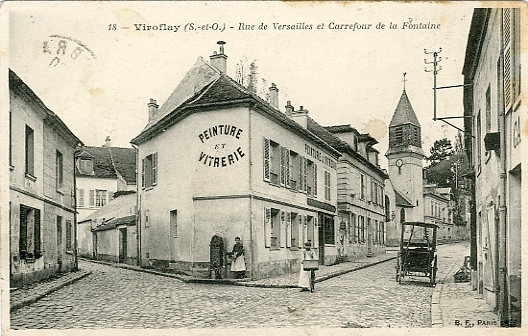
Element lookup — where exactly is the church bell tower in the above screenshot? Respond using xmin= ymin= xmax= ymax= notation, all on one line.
xmin=385 ymin=74 xmax=425 ymax=222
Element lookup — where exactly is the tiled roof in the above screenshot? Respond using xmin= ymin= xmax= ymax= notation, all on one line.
xmin=323 ymin=124 xmax=360 ymax=134
xmin=92 ymin=215 xmax=136 ymax=232
xmin=131 ymin=60 xmax=340 ymax=157
xmin=389 ymin=90 xmax=421 ymax=127
xmin=395 ymin=190 xmax=413 ymax=208
xmin=77 ymin=146 xmax=136 ymax=184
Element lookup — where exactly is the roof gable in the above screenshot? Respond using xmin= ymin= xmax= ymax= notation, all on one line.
xmin=145 ymin=58 xmax=220 ymax=131
xmin=389 ymin=90 xmax=420 ymax=127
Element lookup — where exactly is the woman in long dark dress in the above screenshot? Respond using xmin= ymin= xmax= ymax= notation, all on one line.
xmin=231 ymin=237 xmax=246 ymax=279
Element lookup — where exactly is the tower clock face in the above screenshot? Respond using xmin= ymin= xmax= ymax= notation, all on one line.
xmin=396 ymin=159 xmax=403 ymax=167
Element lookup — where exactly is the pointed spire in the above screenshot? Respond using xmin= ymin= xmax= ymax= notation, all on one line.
xmin=402 ymin=72 xmax=407 ymax=91
xmin=389 ymin=89 xmax=421 ymax=127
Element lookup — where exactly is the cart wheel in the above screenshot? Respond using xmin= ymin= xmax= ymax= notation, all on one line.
xmin=430 ymin=256 xmax=438 ymax=286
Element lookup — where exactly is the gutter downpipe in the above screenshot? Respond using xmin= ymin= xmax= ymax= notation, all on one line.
xmin=248 ymin=103 xmax=255 ymax=278
xmin=131 ymin=143 xmax=141 ymax=267
xmin=498 ymin=13 xmax=508 ymax=324
xmin=73 ymin=146 xmax=82 ymax=271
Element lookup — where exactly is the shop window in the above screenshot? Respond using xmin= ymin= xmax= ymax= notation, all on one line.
xmin=323 ymin=215 xmax=335 ymax=245
xmin=19 ymin=205 xmax=42 ymax=259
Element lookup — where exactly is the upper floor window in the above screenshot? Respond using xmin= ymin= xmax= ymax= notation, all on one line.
xmin=77 ymin=188 xmax=85 ymax=207
xmin=360 ymin=174 xmax=366 ymax=199
xmin=78 ymin=158 xmax=94 ymax=175
xmin=324 ymin=170 xmax=331 ymax=201
xmin=56 ymin=150 xmax=63 ymax=189
xmin=25 ymin=125 xmax=35 ymax=176
xmin=142 ymin=153 xmax=158 ymax=189
xmin=96 ymin=189 xmax=107 ymax=207
xmin=307 ymin=160 xmax=317 ymax=197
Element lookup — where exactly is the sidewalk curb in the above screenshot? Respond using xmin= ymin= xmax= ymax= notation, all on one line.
xmin=79 ymin=258 xmax=191 ymax=282
xmin=10 ymin=270 xmax=91 ymax=312
xmin=237 ymin=255 xmax=397 ymax=289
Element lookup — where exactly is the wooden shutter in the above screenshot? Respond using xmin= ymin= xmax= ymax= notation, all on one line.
xmin=142 ymin=158 xmax=146 ymax=189
xmin=280 ymin=211 xmax=286 ymax=247
xmin=503 ymin=9 xmax=512 ymax=109
xmin=19 ymin=205 xmax=28 ymax=254
xmin=280 ymin=147 xmax=285 ymax=186
xmin=303 ymin=215 xmax=308 ymax=244
xmin=286 ymin=212 xmax=292 ymax=247
xmin=298 ymin=215 xmax=303 ymax=247
xmin=285 ymin=150 xmax=291 ymax=188
xmin=313 ymin=217 xmax=319 ymax=248
xmin=299 ymin=156 xmax=304 ymax=191
xmin=34 ymin=208 xmax=41 ymax=256
xmin=313 ymin=163 xmax=317 ymax=197
xmin=303 ymin=157 xmax=308 ymax=193
xmin=263 ymin=138 xmax=270 ymax=181
xmin=264 ymin=207 xmax=271 ymax=247
xmin=152 ymin=153 xmax=158 ymax=185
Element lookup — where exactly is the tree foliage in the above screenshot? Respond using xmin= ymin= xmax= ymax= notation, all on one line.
xmin=235 ymin=57 xmax=270 ymax=102
xmin=426 ymin=138 xmax=453 ymax=166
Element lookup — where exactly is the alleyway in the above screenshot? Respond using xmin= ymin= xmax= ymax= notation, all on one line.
xmin=11 ymin=243 xmax=469 ymax=329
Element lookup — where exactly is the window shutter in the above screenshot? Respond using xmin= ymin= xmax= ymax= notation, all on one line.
xmin=90 ymin=190 xmax=95 ymax=206
xmin=264 ymin=207 xmax=271 ymax=247
xmin=19 ymin=205 xmax=28 ymax=254
xmin=313 ymin=163 xmax=317 ymax=197
xmin=285 ymin=150 xmax=291 ymax=188
xmin=303 ymin=215 xmax=308 ymax=245
xmin=289 ymin=153 xmax=294 ymax=188
xmin=280 ymin=147 xmax=285 ymax=186
xmin=152 ymin=153 xmax=158 ymax=185
xmin=142 ymin=158 xmax=146 ymax=189
xmin=286 ymin=212 xmax=292 ymax=247
xmin=303 ymin=157 xmax=308 ymax=193
xmin=503 ymin=9 xmax=512 ymax=109
xmin=299 ymin=156 xmax=304 ymax=191
xmin=280 ymin=211 xmax=286 ymax=247
xmin=263 ymin=138 xmax=270 ymax=181
xmin=34 ymin=208 xmax=41 ymax=256
xmin=298 ymin=215 xmax=303 ymax=247
xmin=313 ymin=217 xmax=319 ymax=249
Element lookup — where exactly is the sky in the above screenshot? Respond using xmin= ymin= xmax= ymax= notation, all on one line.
xmin=6 ymin=1 xmax=477 ymax=170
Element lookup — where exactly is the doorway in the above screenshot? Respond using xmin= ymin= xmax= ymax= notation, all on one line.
xmin=57 ymin=216 xmax=62 ymax=271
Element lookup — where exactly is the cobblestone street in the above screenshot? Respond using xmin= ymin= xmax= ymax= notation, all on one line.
xmin=10 ymin=243 xmax=470 ymax=329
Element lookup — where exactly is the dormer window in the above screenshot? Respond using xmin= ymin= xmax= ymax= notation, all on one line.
xmin=78 ymin=158 xmax=94 ymax=175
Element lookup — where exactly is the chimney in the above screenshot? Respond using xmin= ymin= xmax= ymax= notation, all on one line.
xmin=285 ymin=100 xmax=294 ymax=117
xmin=103 ymin=136 xmax=112 ymax=148
xmin=209 ymin=41 xmax=228 ymax=73
xmin=148 ymin=98 xmax=159 ymax=121
xmin=269 ymin=83 xmax=279 ymax=109
xmin=291 ymin=106 xmax=309 ymax=128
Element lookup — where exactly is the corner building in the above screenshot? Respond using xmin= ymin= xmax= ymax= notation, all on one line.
xmin=131 ymin=44 xmax=340 ymax=279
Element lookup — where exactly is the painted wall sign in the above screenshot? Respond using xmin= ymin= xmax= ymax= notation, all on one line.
xmin=304 ymin=144 xmax=336 ymax=169
xmin=198 ymin=124 xmax=245 ymax=167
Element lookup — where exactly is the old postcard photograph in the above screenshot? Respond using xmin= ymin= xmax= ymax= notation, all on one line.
xmin=1 ymin=1 xmax=525 ymax=335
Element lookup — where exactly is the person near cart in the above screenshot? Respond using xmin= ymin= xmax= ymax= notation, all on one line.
xmin=298 ymin=241 xmax=318 ymax=292
xmin=230 ymin=237 xmax=246 ymax=279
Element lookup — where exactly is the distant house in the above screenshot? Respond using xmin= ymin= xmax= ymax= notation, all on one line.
xmin=75 ymin=141 xmax=136 ymax=221
xmin=77 ymin=192 xmax=137 ymax=265
xmin=9 ymin=69 xmax=83 ymax=286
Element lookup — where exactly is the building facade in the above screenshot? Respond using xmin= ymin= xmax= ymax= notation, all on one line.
xmin=131 ymin=44 xmax=340 ymax=279
xmin=325 ymin=125 xmax=388 ymax=259
xmin=423 ymin=185 xmax=454 ymax=242
xmin=75 ymin=142 xmax=136 ymax=221
xmin=77 ymin=192 xmax=137 ymax=264
xmin=462 ymin=8 xmax=522 ymax=327
xmin=9 ymin=70 xmax=83 ymax=286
